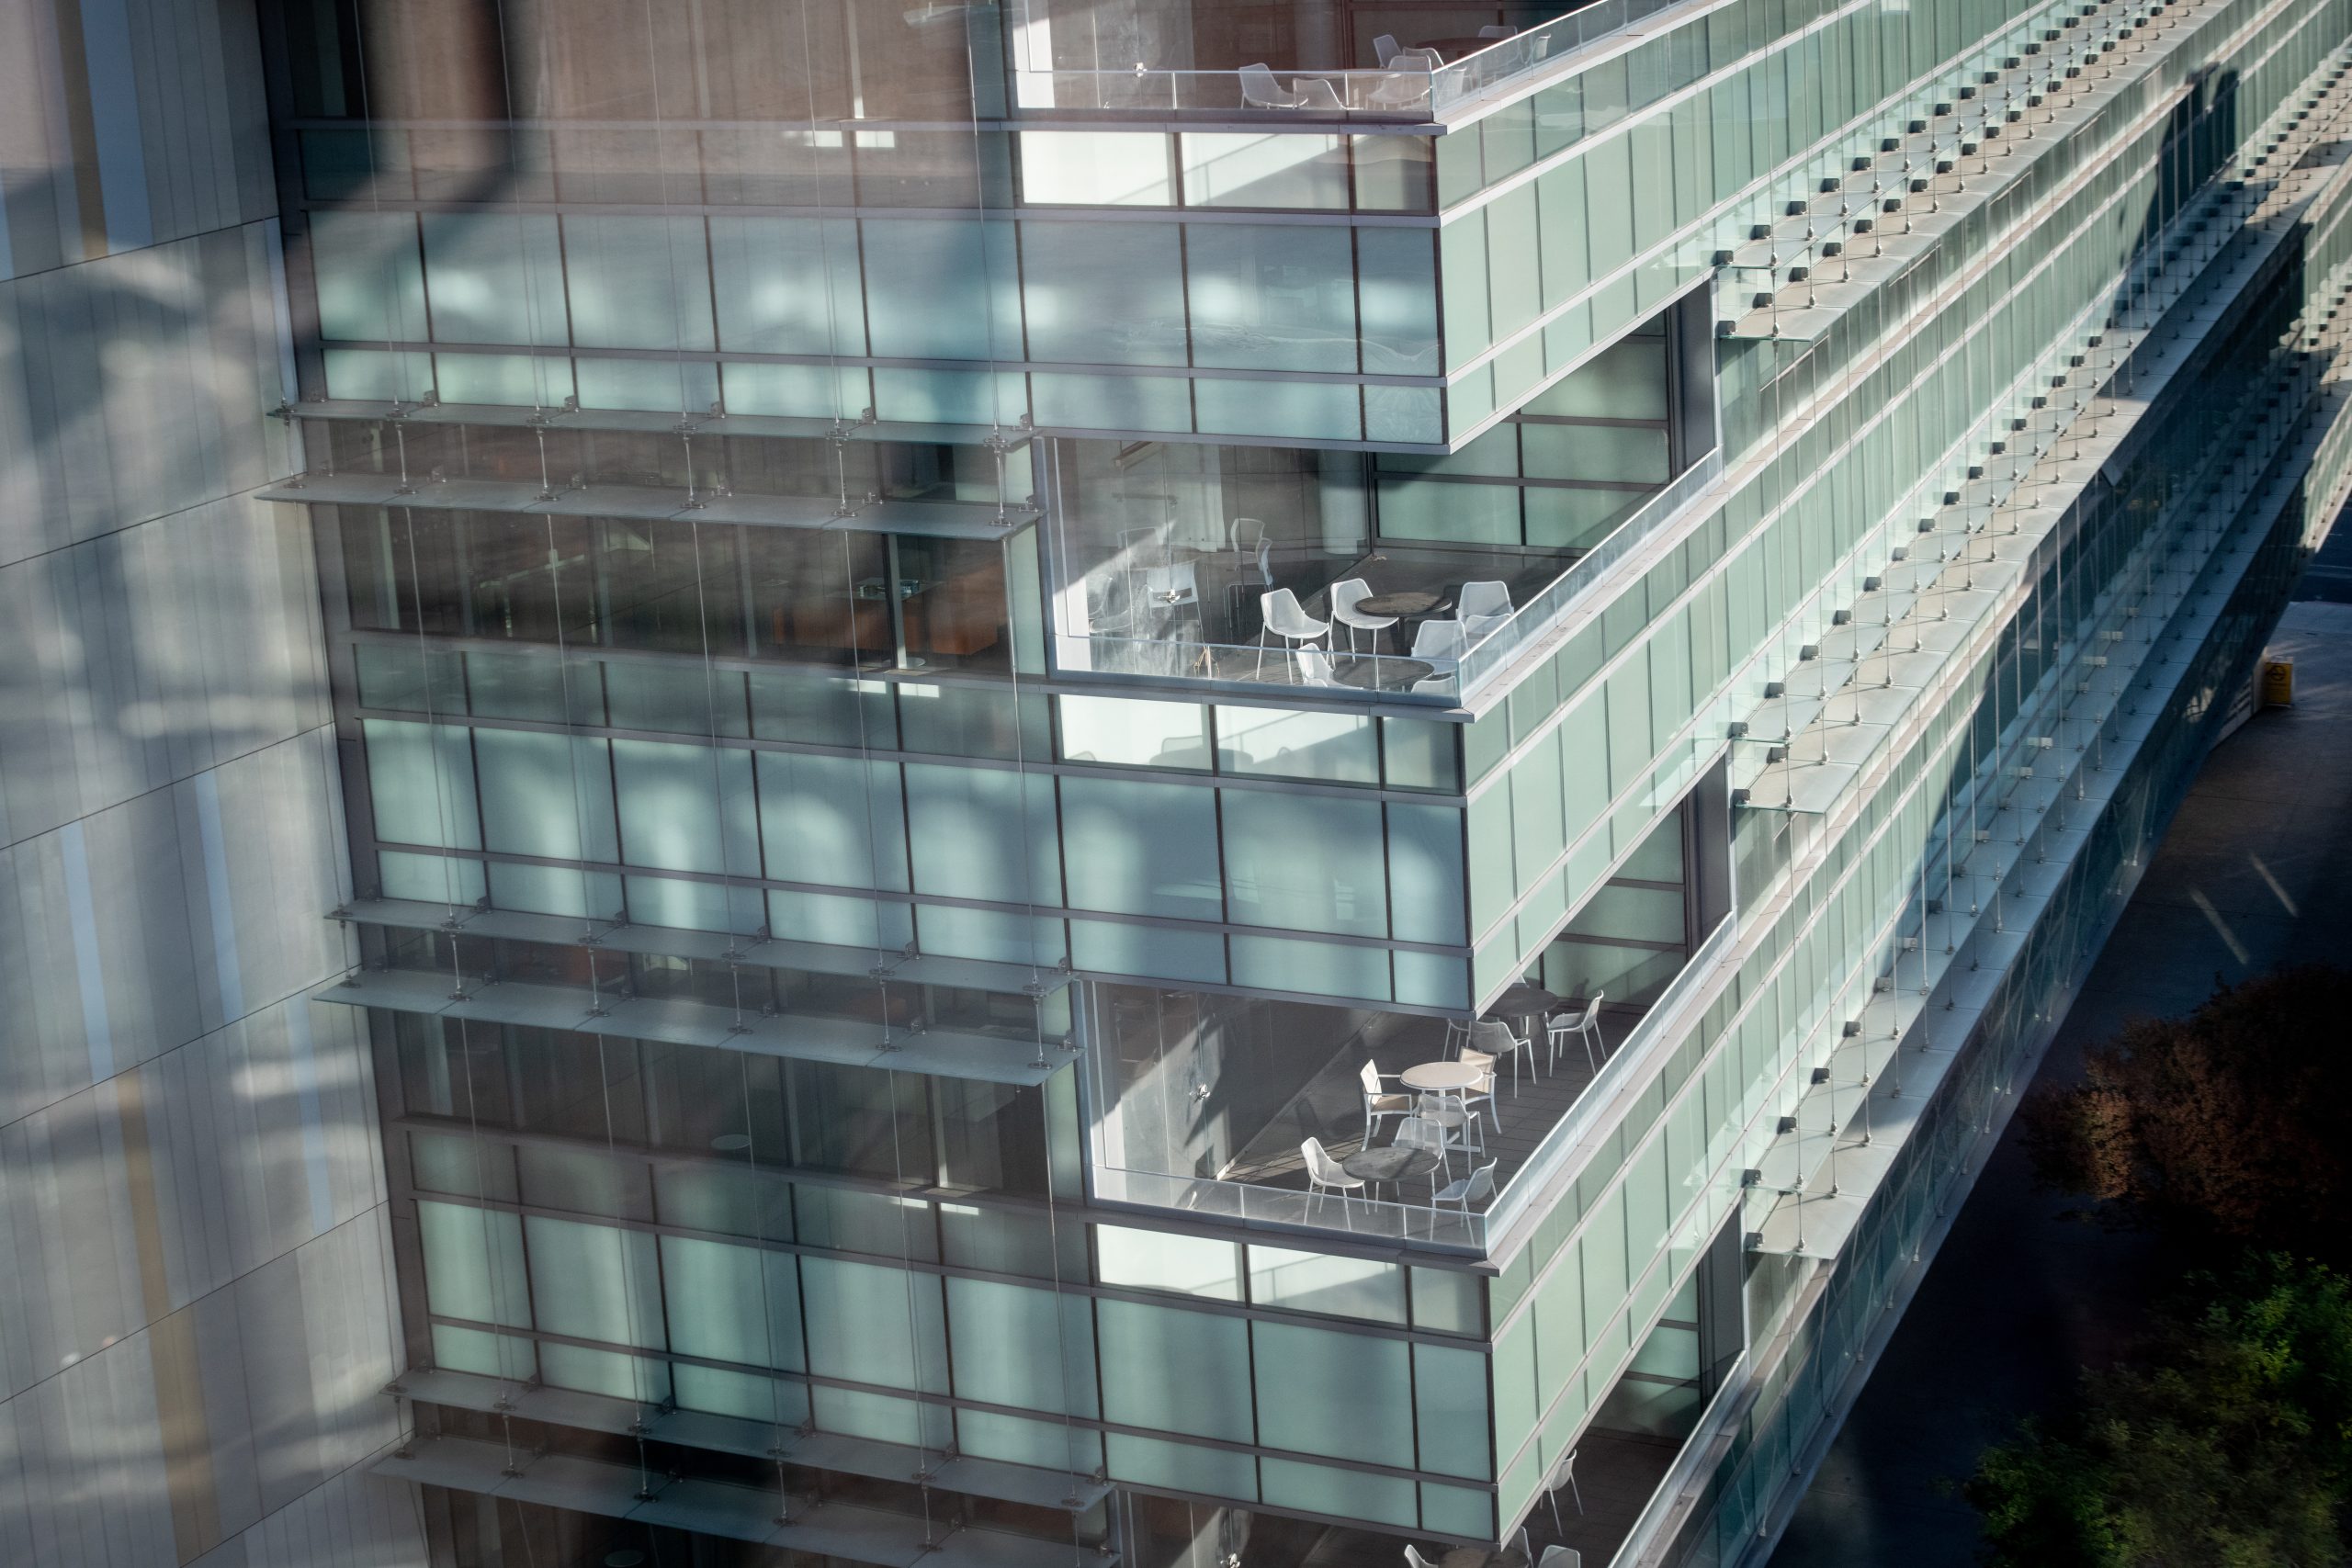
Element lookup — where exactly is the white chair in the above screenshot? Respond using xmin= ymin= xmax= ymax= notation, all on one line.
xmin=1229 ymin=516 xmax=1266 ymax=558
xmin=1294 ymin=645 xmax=1345 ymax=688
xmin=1373 ymin=32 xmax=1401 ymax=65
xmin=1456 ymin=1046 xmax=1501 ymax=1134
xmin=1414 ymin=1093 xmax=1480 ymax=1162
xmin=1544 ymin=1447 xmax=1585 ymax=1529
xmin=1478 ymin=23 xmax=1519 ymax=37
xmin=1360 ymin=1061 xmax=1413 ymax=1143
xmin=1240 ymin=62 xmax=1300 ymax=107
xmin=1329 ymin=578 xmax=1397 ymax=654
xmin=1256 ymin=588 xmax=1329 ymax=676
xmin=1472 ymin=1018 xmax=1535 ymax=1091
xmin=1550 ymin=993 xmax=1607 ymax=1073
xmin=1458 ymin=580 xmax=1514 ymax=639
xmin=1395 ymin=1114 xmax=1452 ymax=1184
xmin=1442 ymin=1017 xmax=1474 ymax=1056
xmin=1402 ymin=1548 xmax=1442 ymax=1568
xmin=1302 ymin=1136 xmax=1363 ymax=1224
xmin=1432 ymin=1158 xmax=1497 ymax=1218
xmin=1411 ymin=616 xmax=1467 ymax=663
xmin=1538 ymin=1547 xmax=1581 ymax=1568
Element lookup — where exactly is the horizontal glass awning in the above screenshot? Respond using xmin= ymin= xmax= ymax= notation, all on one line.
xmin=260 ymin=471 xmax=1037 ymax=539
xmin=375 ymin=1435 xmax=1114 ymax=1567
xmin=282 ymin=396 xmax=1035 ymax=453
xmin=317 ymin=966 xmax=1067 ymax=1086
xmin=389 ymin=1366 xmax=1110 ymax=1514
xmin=337 ymin=897 xmax=1075 ymax=998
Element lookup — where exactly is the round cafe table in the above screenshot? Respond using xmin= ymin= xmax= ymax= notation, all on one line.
xmin=1340 ymin=1145 xmax=1442 ymax=1201
xmin=1333 ymin=656 xmax=1435 ymax=693
xmin=1354 ymin=590 xmax=1451 ymax=618
xmin=1401 ymin=1060 xmax=1484 ymax=1093
xmin=1441 ymin=1547 xmax=1529 ymax=1568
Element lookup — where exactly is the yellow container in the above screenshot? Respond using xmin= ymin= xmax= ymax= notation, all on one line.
xmin=2263 ymin=657 xmax=2295 ymax=707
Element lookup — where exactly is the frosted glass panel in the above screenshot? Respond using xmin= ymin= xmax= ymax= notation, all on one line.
xmin=416 ymin=1200 xmax=528 ymax=1327
xmin=798 ymin=1257 xmax=949 ymax=1394
xmin=561 ymin=216 xmax=715 ymax=350
xmin=1216 ymin=706 xmax=1377 ymax=784
xmin=1106 ymin=1433 xmax=1258 ymax=1499
xmin=523 ymin=1214 xmax=666 ymax=1349
xmin=1221 ymin=789 xmax=1386 ymax=935
xmin=945 ymin=1276 xmax=1099 ymax=1416
xmin=1021 ymin=220 xmax=1187 ymax=367
xmin=1058 ymin=776 xmax=1222 ymax=921
xmin=474 ymin=728 xmax=617 ymax=862
xmin=1020 ymin=131 xmax=1174 ymax=205
xmin=709 ymin=216 xmax=865 ymax=355
xmin=420 ymin=212 xmax=568 ymax=345
xmin=1181 ymin=132 xmax=1348 ymax=209
xmin=1413 ymin=1343 xmax=1493 ymax=1479
xmin=363 ymin=720 xmax=481 ymax=850
xmin=1057 ymin=694 xmax=1209 ymax=769
xmin=1184 ymin=223 xmax=1356 ymax=374
xmin=757 ymin=753 xmax=910 ymax=891
xmin=865 ymin=219 xmax=1020 ymax=361
xmin=1387 ymin=802 xmax=1468 ymax=944
xmin=1259 ymin=1456 xmax=1416 ymax=1528
xmin=660 ymin=1236 xmax=805 ymax=1371
xmin=1095 ymin=1299 xmax=1251 ymax=1442
xmin=905 ymin=762 xmax=1061 ymax=903
xmin=1252 ymin=1321 xmax=1412 ymax=1468
xmin=613 ymin=739 xmax=759 ymax=874
xmin=308 ymin=210 xmax=426 ymax=344
xmin=1095 ymin=1224 xmax=1240 ymax=1300
xmin=1247 ymin=1247 xmax=1406 ymax=1324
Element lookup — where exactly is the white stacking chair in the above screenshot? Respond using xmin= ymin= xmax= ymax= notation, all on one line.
xmin=1550 ymin=993 xmax=1607 ymax=1073
xmin=1478 ymin=23 xmax=1519 ymax=37
xmin=1293 ymin=645 xmax=1345 ymax=688
xmin=1301 ymin=1136 xmax=1363 ymax=1224
xmin=1256 ymin=588 xmax=1328 ymax=676
xmin=1455 ymin=1046 xmax=1501 ymax=1134
xmin=1458 ymin=580 xmax=1514 ymax=640
xmin=1544 ymin=1446 xmax=1586 ymax=1528
xmin=1472 ymin=1018 xmax=1535 ymax=1091
xmin=1538 ymin=1547 xmax=1582 ymax=1567
xmin=1432 ymin=1159 xmax=1497 ymax=1218
xmin=1360 ymin=1061 xmax=1413 ymax=1143
xmin=1329 ymin=578 xmax=1397 ymax=654
xmin=1394 ymin=1114 xmax=1452 ymax=1186
xmin=1373 ymin=32 xmax=1402 ymax=65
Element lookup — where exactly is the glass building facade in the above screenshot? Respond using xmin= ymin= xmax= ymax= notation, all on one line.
xmin=247 ymin=0 xmax=2352 ymax=1562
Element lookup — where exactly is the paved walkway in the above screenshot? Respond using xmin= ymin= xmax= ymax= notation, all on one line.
xmin=1770 ymin=596 xmax=2352 ymax=1566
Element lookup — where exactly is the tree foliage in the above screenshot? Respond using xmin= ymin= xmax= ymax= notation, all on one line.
xmin=1967 ymin=1258 xmax=2352 ymax=1567
xmin=2020 ymin=966 xmax=2352 ymax=1264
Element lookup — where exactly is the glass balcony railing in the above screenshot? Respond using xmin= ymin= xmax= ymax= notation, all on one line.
xmin=1011 ymin=0 xmax=1684 ymax=123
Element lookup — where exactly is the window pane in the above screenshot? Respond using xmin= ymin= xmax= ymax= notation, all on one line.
xmin=1252 ymin=1321 xmax=1413 ymax=1467
xmin=1057 ymin=694 xmax=1210 ymax=769
xmin=420 ymin=212 xmax=568 ymax=346
xmin=612 ymin=739 xmax=759 ymax=875
xmin=709 ymin=216 xmax=865 ymax=355
xmin=1247 ymin=1247 xmax=1407 ymax=1324
xmin=1096 ymin=1298 xmax=1252 ymax=1441
xmin=1185 ymin=223 xmax=1356 ymax=374
xmin=475 ymin=728 xmax=616 ymax=862
xmin=1181 ymin=132 xmax=1348 ymax=209
xmin=1216 ymin=705 xmax=1377 ymax=784
xmin=1021 ymin=220 xmax=1187 ymax=367
xmin=798 ymin=1256 xmax=950 ymax=1393
xmin=947 ymin=1276 xmax=1100 ymax=1415
xmin=561 ymin=216 xmax=715 ymax=350
xmin=905 ymin=762 xmax=1061 ymax=903
xmin=524 ymin=1214 xmax=666 ymax=1348
xmin=660 ymin=1235 xmax=805 ymax=1371
xmin=1059 ymin=775 xmax=1222 ymax=920
xmin=1095 ymin=1224 xmax=1240 ymax=1300
xmin=416 ymin=1200 xmax=528 ymax=1326
xmin=1020 ymin=130 xmax=1172 ymax=205
xmin=757 ymin=752 xmax=910 ymax=891
xmin=1220 ymin=789 xmax=1386 ymax=935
